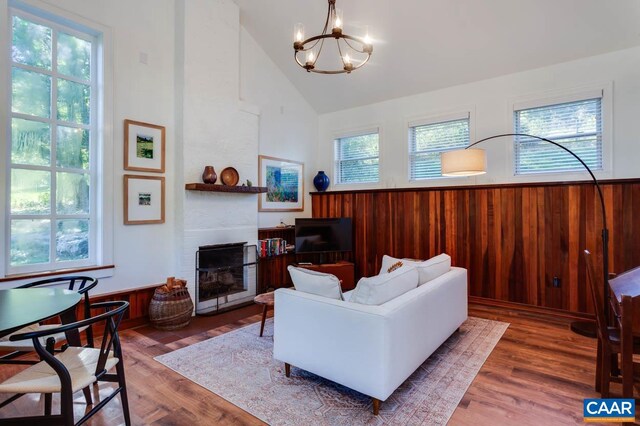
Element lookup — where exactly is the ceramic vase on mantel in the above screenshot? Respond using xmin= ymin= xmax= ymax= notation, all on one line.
xmin=202 ymin=166 xmax=217 ymax=184
xmin=313 ymin=171 xmax=330 ymax=192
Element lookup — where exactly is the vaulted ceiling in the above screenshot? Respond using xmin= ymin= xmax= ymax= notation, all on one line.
xmin=236 ymin=0 xmax=640 ymax=114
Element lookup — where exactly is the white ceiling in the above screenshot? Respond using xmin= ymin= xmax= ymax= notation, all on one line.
xmin=236 ymin=0 xmax=640 ymax=114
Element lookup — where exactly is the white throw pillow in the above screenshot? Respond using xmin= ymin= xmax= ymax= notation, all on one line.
xmin=417 ymin=253 xmax=451 ymax=284
xmin=287 ymin=266 xmax=343 ymax=300
xmin=349 ymin=265 xmax=419 ymax=305
xmin=380 ymin=253 xmax=451 ymax=285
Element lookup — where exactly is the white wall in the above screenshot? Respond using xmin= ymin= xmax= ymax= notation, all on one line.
xmin=317 ymin=45 xmax=640 ymax=190
xmin=240 ymin=28 xmax=318 ymax=228
xmin=176 ymin=0 xmax=260 ymax=308
xmin=1 ymin=0 xmax=318 ymax=295
xmin=7 ymin=0 xmax=179 ymax=295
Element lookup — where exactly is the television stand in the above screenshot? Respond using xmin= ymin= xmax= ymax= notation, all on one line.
xmin=295 ymin=261 xmax=355 ymax=291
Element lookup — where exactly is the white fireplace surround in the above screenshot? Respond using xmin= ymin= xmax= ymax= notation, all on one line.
xmin=177 ymin=0 xmax=261 ymax=308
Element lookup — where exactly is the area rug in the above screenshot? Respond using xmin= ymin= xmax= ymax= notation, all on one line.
xmin=155 ymin=316 xmax=508 ymax=425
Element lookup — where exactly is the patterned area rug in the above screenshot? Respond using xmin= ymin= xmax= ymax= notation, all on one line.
xmin=155 ymin=316 xmax=508 ymax=425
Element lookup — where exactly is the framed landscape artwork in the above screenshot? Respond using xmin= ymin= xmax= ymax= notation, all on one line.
xmin=124 ymin=175 xmax=165 ymax=224
xmin=124 ymin=119 xmax=165 ymax=172
xmin=258 ymin=155 xmax=304 ymax=212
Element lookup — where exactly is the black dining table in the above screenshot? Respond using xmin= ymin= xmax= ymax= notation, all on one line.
xmin=0 ymin=288 xmax=82 ymax=340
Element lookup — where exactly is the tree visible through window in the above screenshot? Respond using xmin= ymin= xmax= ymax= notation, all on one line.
xmin=514 ymin=98 xmax=603 ymax=174
xmin=8 ymin=11 xmax=96 ymax=272
xmin=409 ymin=117 xmax=470 ymax=179
xmin=334 ymin=132 xmax=379 ymax=184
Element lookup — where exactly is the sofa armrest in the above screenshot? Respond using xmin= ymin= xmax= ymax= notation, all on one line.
xmin=274 ymin=288 xmax=392 ymax=399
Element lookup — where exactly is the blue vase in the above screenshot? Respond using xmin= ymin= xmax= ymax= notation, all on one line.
xmin=313 ymin=171 xmax=330 ymax=192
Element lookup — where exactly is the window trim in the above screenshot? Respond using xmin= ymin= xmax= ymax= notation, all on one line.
xmin=509 ymin=84 xmax=612 ymax=179
xmin=407 ymin=111 xmax=472 ymax=181
xmin=333 ymin=126 xmax=381 ymax=186
xmin=1 ymin=0 xmax=114 ymax=278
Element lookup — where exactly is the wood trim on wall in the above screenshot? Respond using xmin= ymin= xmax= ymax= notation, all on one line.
xmin=0 ymin=265 xmax=115 ymax=283
xmin=468 ymin=296 xmax=595 ymax=322
xmin=311 ymin=178 xmax=640 ymax=195
xmin=311 ymin=179 xmax=640 ymax=315
xmin=87 ymin=285 xmax=157 ymax=330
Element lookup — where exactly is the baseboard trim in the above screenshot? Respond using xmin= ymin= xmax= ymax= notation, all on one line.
xmin=469 ymin=296 xmax=596 ymax=322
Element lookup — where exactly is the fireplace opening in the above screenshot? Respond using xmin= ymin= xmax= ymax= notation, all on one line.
xmin=195 ymin=242 xmax=257 ymax=315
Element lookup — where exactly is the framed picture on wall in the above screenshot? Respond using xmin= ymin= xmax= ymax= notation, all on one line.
xmin=124 ymin=175 xmax=165 ymax=224
xmin=258 ymin=155 xmax=304 ymax=212
xmin=124 ymin=119 xmax=166 ymax=172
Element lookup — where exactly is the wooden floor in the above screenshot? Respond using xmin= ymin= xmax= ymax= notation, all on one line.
xmin=0 ymin=303 xmax=616 ymax=425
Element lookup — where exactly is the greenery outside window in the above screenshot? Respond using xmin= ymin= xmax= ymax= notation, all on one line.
xmin=408 ymin=115 xmax=470 ymax=180
xmin=334 ymin=131 xmax=380 ymax=184
xmin=514 ymin=96 xmax=603 ymax=174
xmin=7 ymin=9 xmax=98 ymax=274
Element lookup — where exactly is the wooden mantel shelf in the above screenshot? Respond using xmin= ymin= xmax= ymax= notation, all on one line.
xmin=185 ymin=183 xmax=267 ymax=193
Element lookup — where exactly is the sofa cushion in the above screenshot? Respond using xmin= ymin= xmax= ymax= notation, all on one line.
xmin=380 ymin=253 xmax=451 ymax=285
xmin=349 ymin=265 xmax=419 ymax=305
xmin=287 ymin=266 xmax=343 ymax=300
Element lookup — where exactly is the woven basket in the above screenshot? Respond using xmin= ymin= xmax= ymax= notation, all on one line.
xmin=149 ymin=286 xmax=194 ymax=330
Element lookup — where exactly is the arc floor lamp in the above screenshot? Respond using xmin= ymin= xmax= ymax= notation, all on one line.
xmin=441 ymin=133 xmax=608 ymax=337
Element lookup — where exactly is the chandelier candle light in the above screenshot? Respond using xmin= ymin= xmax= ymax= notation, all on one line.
xmin=293 ymin=0 xmax=373 ymax=74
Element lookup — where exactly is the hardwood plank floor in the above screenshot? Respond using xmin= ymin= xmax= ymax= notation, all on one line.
xmin=0 ymin=303 xmax=613 ymax=425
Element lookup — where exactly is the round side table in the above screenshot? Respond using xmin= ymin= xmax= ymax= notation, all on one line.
xmin=254 ymin=291 xmax=275 ymax=337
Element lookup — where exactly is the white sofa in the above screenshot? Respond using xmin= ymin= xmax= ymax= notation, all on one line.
xmin=273 ymin=266 xmax=468 ymax=414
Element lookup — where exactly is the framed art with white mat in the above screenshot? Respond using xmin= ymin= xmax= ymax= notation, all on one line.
xmin=124 ymin=175 xmax=165 ymax=224
xmin=124 ymin=119 xmax=166 ymax=172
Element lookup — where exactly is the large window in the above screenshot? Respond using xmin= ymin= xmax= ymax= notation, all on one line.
xmin=514 ymin=96 xmax=603 ymax=175
xmin=7 ymin=9 xmax=98 ymax=274
xmin=408 ymin=115 xmax=470 ymax=180
xmin=334 ymin=131 xmax=379 ymax=184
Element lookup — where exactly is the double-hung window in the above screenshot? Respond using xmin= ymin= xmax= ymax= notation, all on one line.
xmin=8 ymin=9 xmax=99 ymax=274
xmin=334 ymin=130 xmax=379 ymax=184
xmin=408 ymin=114 xmax=470 ymax=180
xmin=514 ymin=94 xmax=603 ymax=174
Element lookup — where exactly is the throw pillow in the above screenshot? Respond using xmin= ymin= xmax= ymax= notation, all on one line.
xmin=287 ymin=266 xmax=343 ymax=300
xmin=417 ymin=253 xmax=451 ymax=284
xmin=349 ymin=265 xmax=419 ymax=305
xmin=387 ymin=260 xmax=403 ymax=273
xmin=380 ymin=253 xmax=451 ymax=285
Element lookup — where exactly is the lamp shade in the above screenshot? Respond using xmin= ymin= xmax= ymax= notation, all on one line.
xmin=441 ymin=148 xmax=487 ymax=176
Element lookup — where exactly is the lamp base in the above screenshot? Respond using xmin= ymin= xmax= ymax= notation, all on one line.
xmin=570 ymin=320 xmax=597 ymax=338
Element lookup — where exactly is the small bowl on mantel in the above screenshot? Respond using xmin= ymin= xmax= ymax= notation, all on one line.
xmin=220 ymin=167 xmax=240 ymax=186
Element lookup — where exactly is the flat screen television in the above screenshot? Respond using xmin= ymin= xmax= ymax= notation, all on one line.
xmin=295 ymin=218 xmax=353 ymax=254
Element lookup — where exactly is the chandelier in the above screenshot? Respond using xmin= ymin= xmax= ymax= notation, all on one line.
xmin=293 ymin=0 xmax=373 ymax=74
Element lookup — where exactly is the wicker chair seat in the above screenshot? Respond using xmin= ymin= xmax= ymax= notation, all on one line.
xmin=0 ymin=323 xmax=88 ymax=352
xmin=0 ymin=347 xmax=118 ymax=394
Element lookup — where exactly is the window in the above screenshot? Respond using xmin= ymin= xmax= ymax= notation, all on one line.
xmin=334 ymin=131 xmax=379 ymax=184
xmin=408 ymin=115 xmax=470 ymax=180
xmin=7 ymin=9 xmax=99 ymax=274
xmin=514 ymin=96 xmax=603 ymax=174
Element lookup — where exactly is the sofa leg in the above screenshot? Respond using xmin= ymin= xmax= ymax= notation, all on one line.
xmin=372 ymin=398 xmax=380 ymax=415
xmin=285 ymin=363 xmax=291 ymax=378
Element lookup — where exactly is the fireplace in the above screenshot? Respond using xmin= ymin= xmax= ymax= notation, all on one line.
xmin=195 ymin=242 xmax=257 ymax=314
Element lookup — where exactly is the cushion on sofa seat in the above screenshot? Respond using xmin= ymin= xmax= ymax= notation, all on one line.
xmin=349 ymin=265 xmax=419 ymax=305
xmin=380 ymin=253 xmax=451 ymax=285
xmin=288 ymin=266 xmax=343 ymax=300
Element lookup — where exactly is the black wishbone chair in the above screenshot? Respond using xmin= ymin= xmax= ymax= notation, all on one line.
xmin=0 ymin=301 xmax=131 ymax=426
xmin=0 ymin=276 xmax=99 ymax=366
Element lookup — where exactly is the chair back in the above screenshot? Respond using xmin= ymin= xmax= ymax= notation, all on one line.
xmin=18 ymin=275 xmax=98 ymax=294
xmin=10 ymin=301 xmax=129 ymax=385
xmin=19 ymin=276 xmax=98 ymax=346
xmin=584 ymin=250 xmax=609 ymax=341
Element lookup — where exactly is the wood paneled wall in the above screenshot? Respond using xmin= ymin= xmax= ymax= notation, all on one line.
xmin=311 ymin=179 xmax=640 ymax=315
